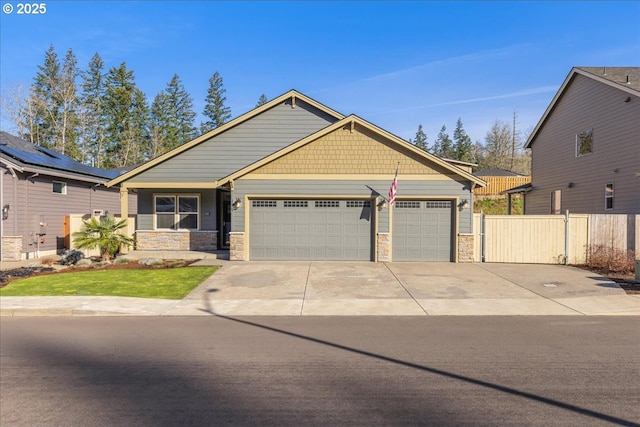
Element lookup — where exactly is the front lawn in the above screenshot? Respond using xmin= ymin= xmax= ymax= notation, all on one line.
xmin=0 ymin=266 xmax=218 ymax=299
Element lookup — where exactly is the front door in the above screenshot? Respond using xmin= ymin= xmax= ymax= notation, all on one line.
xmin=218 ymin=191 xmax=231 ymax=248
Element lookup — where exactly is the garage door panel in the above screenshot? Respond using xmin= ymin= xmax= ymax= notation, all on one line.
xmin=250 ymin=199 xmax=373 ymax=261
xmin=393 ymin=200 xmax=453 ymax=262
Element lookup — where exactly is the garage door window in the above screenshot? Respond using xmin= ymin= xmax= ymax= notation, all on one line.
xmin=252 ymin=200 xmax=277 ymax=208
xmin=284 ymin=200 xmax=308 ymax=208
xmin=315 ymin=200 xmax=340 ymax=208
xmin=395 ymin=201 xmax=420 ymax=209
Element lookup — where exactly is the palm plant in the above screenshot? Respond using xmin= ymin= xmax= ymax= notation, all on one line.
xmin=73 ymin=216 xmax=135 ymax=261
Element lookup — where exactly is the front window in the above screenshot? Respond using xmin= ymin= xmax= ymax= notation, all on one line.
xmin=576 ymin=129 xmax=593 ymax=156
xmin=605 ymin=184 xmax=614 ymax=210
xmin=154 ymin=194 xmax=199 ymax=230
xmin=550 ymin=190 xmax=561 ymax=214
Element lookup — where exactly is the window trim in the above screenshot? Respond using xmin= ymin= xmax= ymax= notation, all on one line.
xmin=153 ymin=193 xmax=200 ymax=230
xmin=52 ymin=180 xmax=67 ymax=195
xmin=604 ymin=183 xmax=614 ymax=211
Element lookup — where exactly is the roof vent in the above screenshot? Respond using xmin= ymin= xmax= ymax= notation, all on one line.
xmin=603 ymin=66 xmax=607 ymax=75
xmin=627 ymin=75 xmax=630 ymax=84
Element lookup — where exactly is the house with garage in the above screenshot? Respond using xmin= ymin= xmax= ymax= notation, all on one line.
xmin=107 ymin=90 xmax=485 ymax=262
xmin=524 ymin=66 xmax=640 ymax=214
xmin=0 ymin=131 xmax=137 ymax=261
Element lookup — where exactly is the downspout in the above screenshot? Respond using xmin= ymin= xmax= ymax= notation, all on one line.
xmin=564 ymin=209 xmax=569 ymax=265
xmin=26 ymin=173 xmax=39 ymax=259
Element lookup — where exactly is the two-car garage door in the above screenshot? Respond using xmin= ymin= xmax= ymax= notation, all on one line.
xmin=250 ymin=199 xmax=374 ymax=260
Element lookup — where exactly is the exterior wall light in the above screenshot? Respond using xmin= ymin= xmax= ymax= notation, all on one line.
xmin=232 ymin=198 xmax=242 ymax=210
xmin=2 ymin=204 xmax=9 ymax=220
xmin=377 ymin=200 xmax=387 ymax=211
xmin=458 ymin=199 xmax=469 ymax=210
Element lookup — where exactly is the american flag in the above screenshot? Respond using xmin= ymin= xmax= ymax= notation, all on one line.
xmin=388 ymin=168 xmax=398 ymax=205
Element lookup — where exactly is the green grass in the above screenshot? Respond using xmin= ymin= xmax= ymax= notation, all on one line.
xmin=474 ymin=196 xmax=524 ymax=215
xmin=0 ymin=266 xmax=218 ymax=299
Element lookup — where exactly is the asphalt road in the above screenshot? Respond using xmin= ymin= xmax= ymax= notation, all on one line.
xmin=1 ymin=316 xmax=639 ymax=427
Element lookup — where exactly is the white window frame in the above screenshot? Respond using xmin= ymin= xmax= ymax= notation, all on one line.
xmin=576 ymin=129 xmax=593 ymax=157
xmin=52 ymin=181 xmax=67 ymax=195
xmin=605 ymin=183 xmax=614 ymax=211
xmin=153 ymin=193 xmax=200 ymax=230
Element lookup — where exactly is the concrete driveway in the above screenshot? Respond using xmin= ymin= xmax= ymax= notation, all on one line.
xmin=174 ymin=262 xmax=640 ymax=316
xmin=2 ymin=261 xmax=638 ymax=316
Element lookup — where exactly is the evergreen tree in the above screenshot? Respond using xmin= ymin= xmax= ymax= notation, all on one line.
xmin=29 ymin=45 xmax=80 ymax=158
xmin=413 ymin=124 xmax=428 ymax=151
xmin=102 ymin=62 xmax=150 ymax=168
xmin=80 ymin=53 xmax=106 ymax=167
xmin=433 ymin=125 xmax=454 ymax=158
xmin=256 ymin=94 xmax=268 ymax=107
xmin=453 ymin=118 xmax=472 ymax=162
xmin=149 ymin=74 xmax=197 ymax=156
xmin=200 ymin=71 xmax=231 ymax=133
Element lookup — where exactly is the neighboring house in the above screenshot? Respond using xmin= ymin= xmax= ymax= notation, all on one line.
xmin=107 ymin=90 xmax=486 ymax=262
xmin=0 ymin=132 xmax=136 ymax=261
xmin=524 ymin=67 xmax=640 ymax=214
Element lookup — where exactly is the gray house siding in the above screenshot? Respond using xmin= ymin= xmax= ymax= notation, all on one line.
xmin=526 ymin=73 xmax=640 ymax=214
xmin=2 ymin=170 xmax=134 ymax=258
xmin=127 ymin=100 xmax=338 ymax=183
xmin=232 ymin=179 xmax=473 ymax=234
xmin=136 ymin=189 xmax=217 ymax=231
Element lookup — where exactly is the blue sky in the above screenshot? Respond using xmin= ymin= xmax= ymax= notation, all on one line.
xmin=1 ymin=1 xmax=639 ymax=146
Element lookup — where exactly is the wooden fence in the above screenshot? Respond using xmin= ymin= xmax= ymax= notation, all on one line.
xmin=474 ymin=213 xmax=636 ymax=264
xmin=473 ymin=176 xmax=531 ymax=196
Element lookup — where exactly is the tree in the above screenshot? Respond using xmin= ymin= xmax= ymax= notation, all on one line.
xmin=80 ymin=53 xmax=106 ymax=167
xmin=453 ymin=117 xmax=472 ymax=162
xmin=483 ymin=120 xmax=513 ymax=170
xmin=200 ymin=71 xmax=231 ymax=133
xmin=256 ymin=94 xmax=268 ymax=107
xmin=28 ymin=45 xmax=81 ymax=158
xmin=412 ymin=124 xmax=428 ymax=151
xmin=102 ymin=62 xmax=150 ymax=168
xmin=72 ymin=216 xmax=135 ymax=261
xmin=149 ymin=74 xmax=197 ymax=156
xmin=433 ymin=125 xmax=454 ymax=158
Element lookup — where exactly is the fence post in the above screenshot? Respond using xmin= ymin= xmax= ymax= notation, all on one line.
xmin=481 ymin=211 xmax=485 ymax=263
xmin=564 ymin=209 xmax=569 ymax=265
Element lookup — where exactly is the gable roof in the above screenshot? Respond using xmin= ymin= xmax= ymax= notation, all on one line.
xmin=219 ymin=115 xmax=486 ymax=187
xmin=107 ymin=90 xmax=344 ymax=187
xmin=525 ymin=66 xmax=640 ymax=149
xmin=0 ymin=131 xmax=119 ymax=182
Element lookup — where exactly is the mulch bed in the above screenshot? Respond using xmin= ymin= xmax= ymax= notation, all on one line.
xmin=0 ymin=259 xmax=200 ymax=288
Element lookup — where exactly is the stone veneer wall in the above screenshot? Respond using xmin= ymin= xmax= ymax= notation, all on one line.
xmin=457 ymin=233 xmax=474 ymax=263
xmin=377 ymin=233 xmax=390 ymax=262
xmin=1 ymin=236 xmax=22 ymax=261
xmin=135 ymin=231 xmax=217 ymax=251
xmin=229 ymin=232 xmax=245 ymax=261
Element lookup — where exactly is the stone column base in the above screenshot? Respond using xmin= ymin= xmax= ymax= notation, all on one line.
xmin=229 ymin=232 xmax=245 ymax=261
xmin=2 ymin=236 xmax=23 ymax=261
xmin=457 ymin=233 xmax=474 ymax=263
xmin=377 ymin=232 xmax=390 ymax=262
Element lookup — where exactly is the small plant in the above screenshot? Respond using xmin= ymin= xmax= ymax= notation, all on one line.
xmin=40 ymin=256 xmax=57 ymax=266
xmin=72 ymin=216 xmax=135 ymax=261
xmin=586 ymin=245 xmax=635 ymax=275
xmin=114 ymin=257 xmax=131 ymax=265
xmin=60 ymin=250 xmax=85 ymax=266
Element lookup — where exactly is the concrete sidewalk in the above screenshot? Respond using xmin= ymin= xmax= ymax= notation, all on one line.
xmin=1 ymin=262 xmax=639 ymax=316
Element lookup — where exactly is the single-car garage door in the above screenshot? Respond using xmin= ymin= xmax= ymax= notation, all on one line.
xmin=250 ymin=199 xmax=373 ymax=260
xmin=393 ymin=200 xmax=453 ymax=261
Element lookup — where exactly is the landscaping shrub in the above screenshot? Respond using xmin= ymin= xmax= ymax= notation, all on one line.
xmin=60 ymin=250 xmax=85 ymax=266
xmin=586 ymin=245 xmax=635 ymax=274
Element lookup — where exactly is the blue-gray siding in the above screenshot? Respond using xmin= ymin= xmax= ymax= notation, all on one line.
xmin=128 ymin=100 xmax=338 ymax=183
